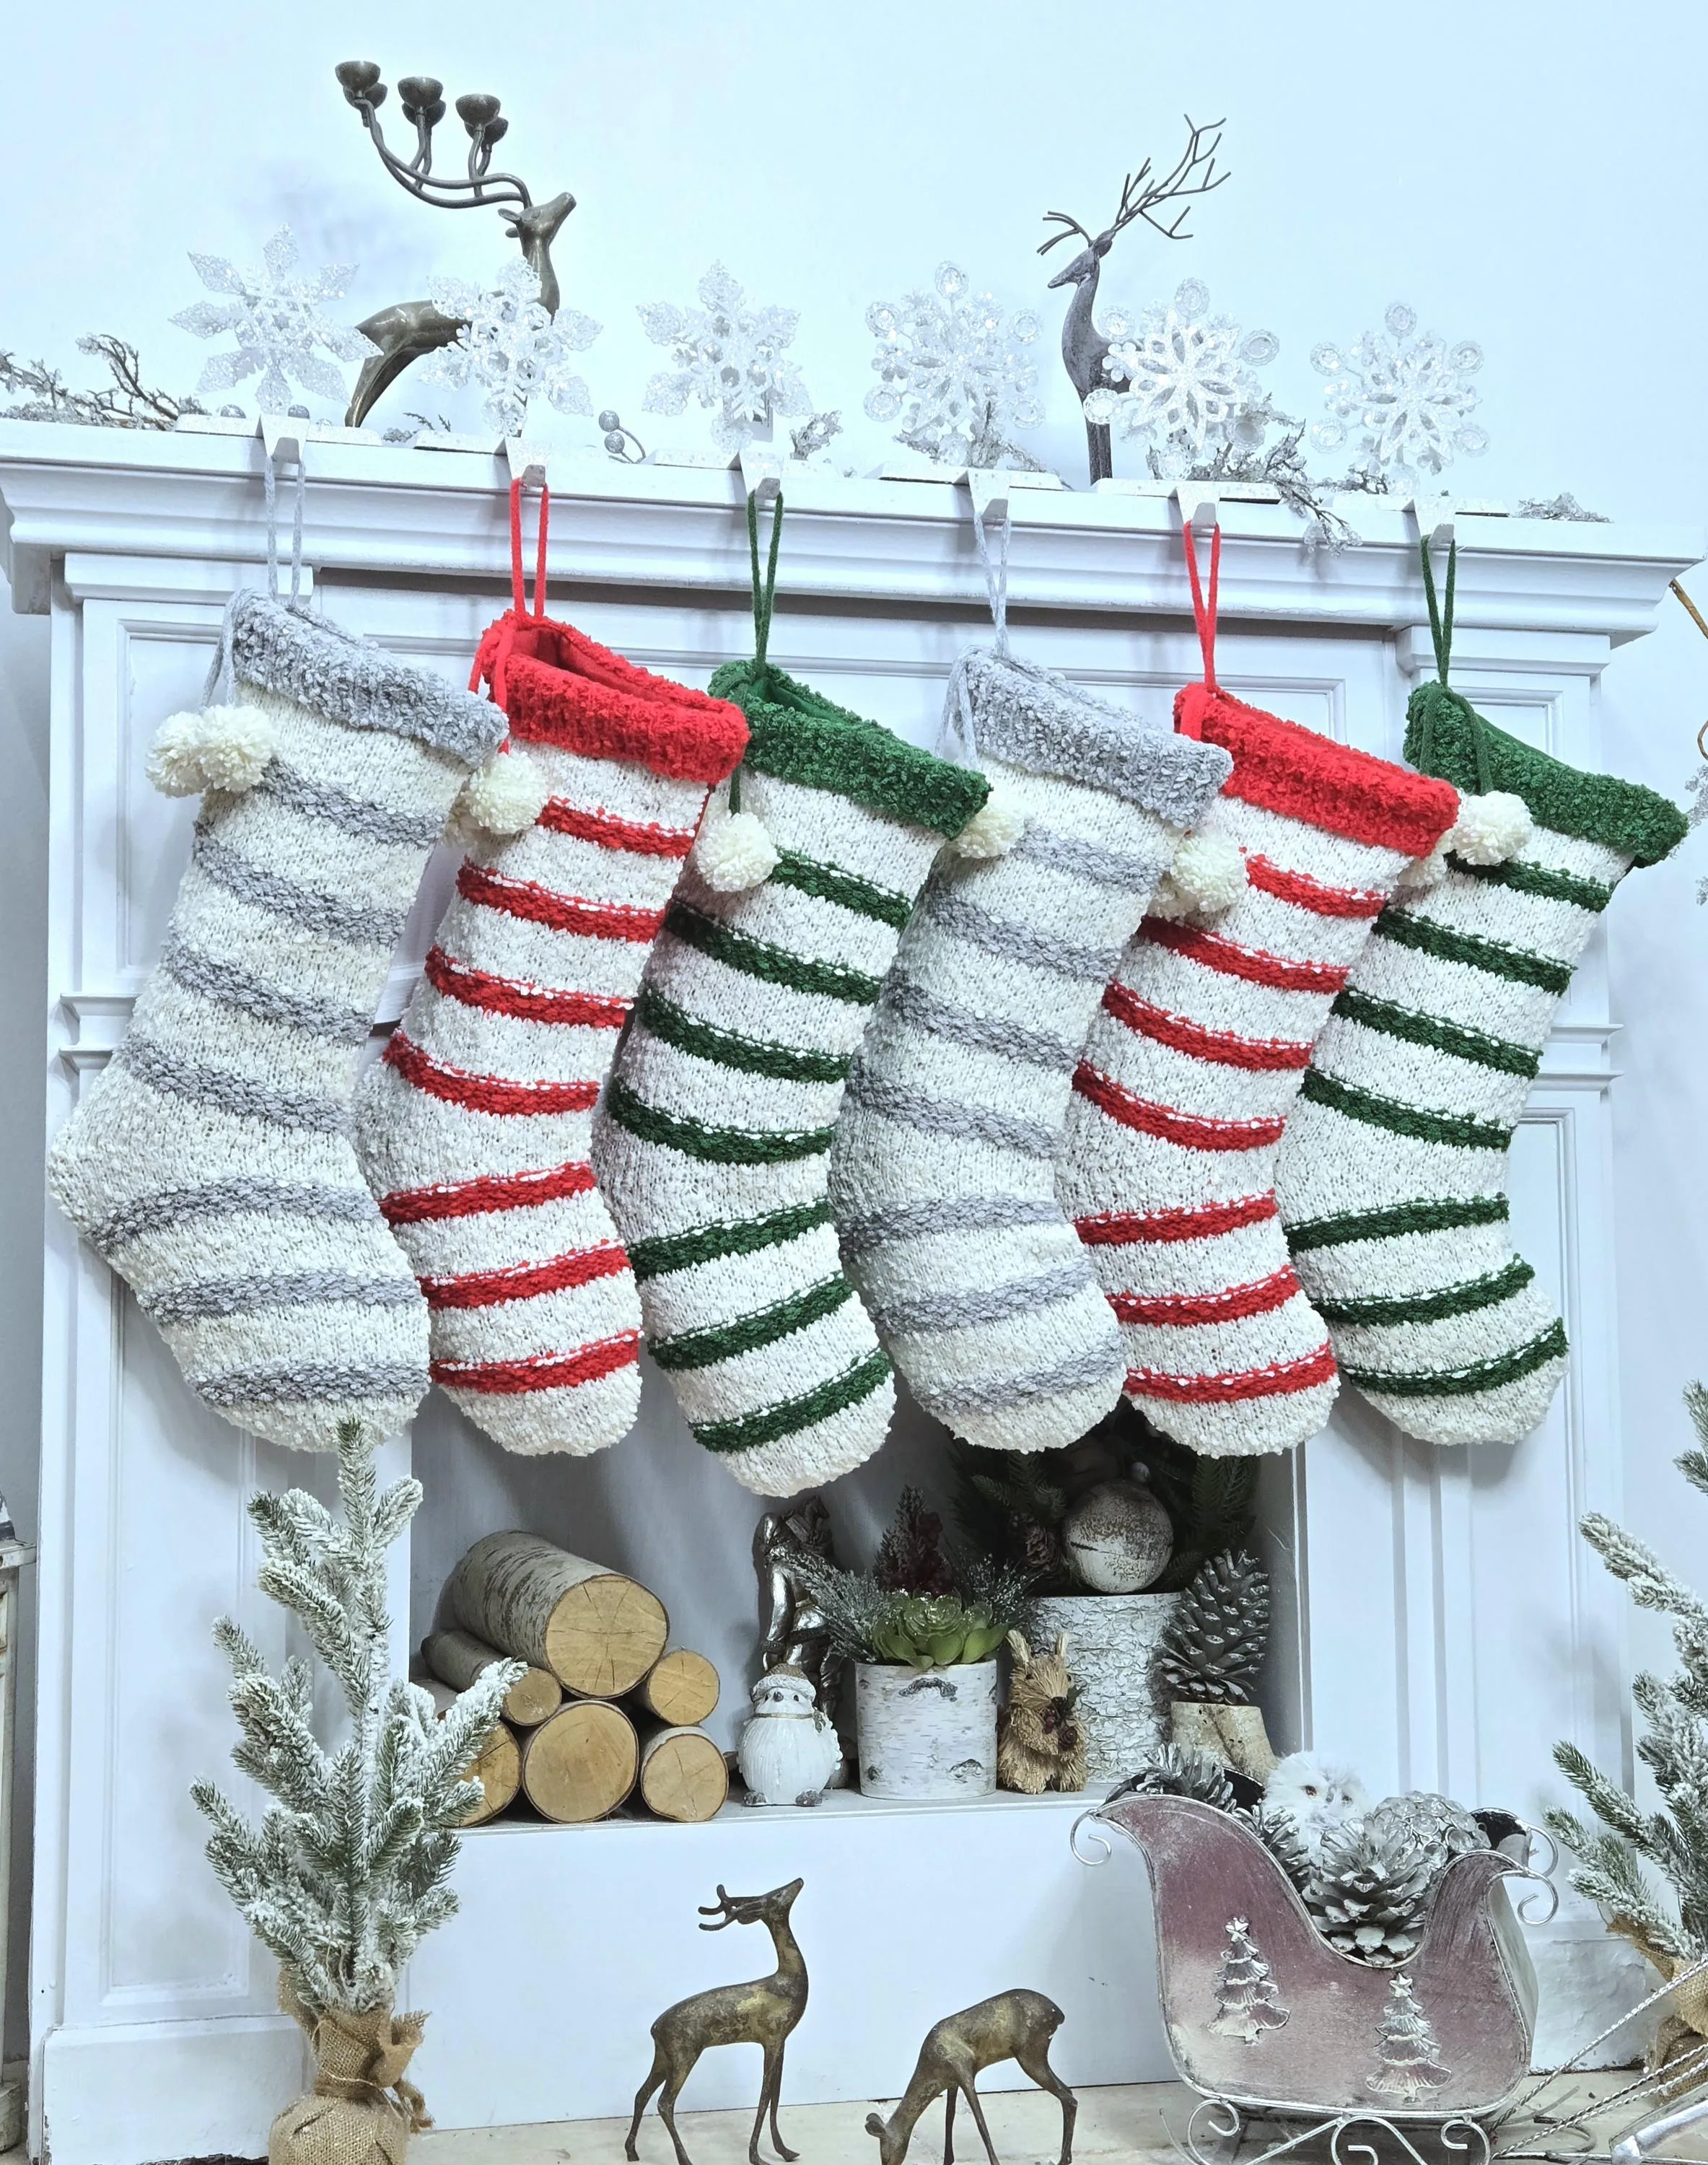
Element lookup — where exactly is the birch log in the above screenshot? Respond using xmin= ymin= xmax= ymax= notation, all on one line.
xmin=1030 ymin=1591 xmax=1181 ymax=1783
xmin=629 ymin=1648 xmax=719 ymax=1728
xmin=447 ymin=1531 xmax=667 ymax=1698
xmin=853 ymin=1661 xmax=997 ymax=1800
xmin=522 ymin=1700 xmax=639 ymax=1823
xmin=422 ymin=1628 xmax=562 ymax=1728
xmin=635 ymin=1723 xmax=729 ymax=1824
xmin=421 ymin=1677 xmax=522 ymax=1825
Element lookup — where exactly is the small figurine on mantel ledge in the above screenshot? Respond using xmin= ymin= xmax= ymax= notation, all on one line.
xmin=629 ymin=1880 xmax=808 ymax=2165
xmin=867 ymin=1990 xmax=1076 ymax=2165
xmin=737 ymin=1663 xmax=843 ymax=1807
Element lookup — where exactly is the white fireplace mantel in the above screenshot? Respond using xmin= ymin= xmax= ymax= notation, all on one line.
xmin=4 ymin=419 xmax=1696 ymax=2165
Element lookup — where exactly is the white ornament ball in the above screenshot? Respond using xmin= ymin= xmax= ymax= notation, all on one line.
xmin=455 ymin=748 xmax=551 ymax=836
xmin=1447 ymin=790 xmax=1533 ymax=866
xmin=146 ymin=704 xmax=278 ymax=797
xmin=694 ymin=807 xmax=779 ymax=892
xmin=1061 ymin=1479 xmax=1173 ymax=1595
xmin=951 ymin=784 xmax=1026 ymax=859
xmin=1147 ymin=831 xmax=1248 ymax=920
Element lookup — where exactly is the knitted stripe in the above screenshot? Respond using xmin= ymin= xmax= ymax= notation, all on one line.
xmin=883 ymin=974 xmax=1079 ymax=1070
xmin=1016 ymin=821 xmax=1162 ymax=890
xmin=148 ymin=1272 xmax=420 ymax=1325
xmin=634 ymin=984 xmax=852 ymax=1083
xmin=1244 ymin=854 xmax=1387 ymax=919
xmin=1341 ymin=1318 xmax=1568 ymax=1399
xmin=160 ymin=932 xmax=372 ymax=1046
xmin=121 ymin=1035 xmax=345 ymax=1133
xmin=1102 ymin=981 xmax=1313 ymax=1072
xmin=930 ymin=1341 xmax=1123 ymax=1415
xmin=424 ymin=946 xmax=630 ymax=1031
xmin=1450 ymin=854 xmax=1613 ymax=914
xmin=1142 ymin=917 xmax=1352 ymax=995
xmin=923 ymin=883 xmax=1124 ymax=983
xmin=604 ymin=1075 xmax=835 ymax=1163
xmin=419 ymin=1245 xmax=630 ymax=1310
xmin=1316 ymin=1256 xmax=1535 ymax=1327
xmin=432 ymin=1330 xmax=641 ymax=1396
xmin=1298 ymin=1068 xmax=1512 ymax=1151
xmin=628 ymin=1200 xmax=835 ymax=1282
xmin=91 ymin=1176 xmax=380 ymax=1253
xmin=665 ymin=901 xmax=884 ymax=1005
xmin=1058 ymin=701 xmax=1457 ymax=1458
xmin=194 ymin=833 xmax=410 ymax=948
xmin=382 ymin=1032 xmax=600 ymax=1116
xmin=196 ymin=1360 xmax=430 ymax=1409
xmin=380 ymin=1161 xmax=600 ymax=1226
xmin=538 ymin=799 xmax=696 ymax=857
xmin=1075 ymin=1194 xmax=1278 ymax=1246
xmin=837 ymin=1194 xmax=1062 ymax=1257
xmin=260 ymin=761 xmax=447 ymax=847
xmin=458 ymin=860 xmax=667 ymax=944
xmin=769 ymin=851 xmax=913 ymax=928
xmin=1287 ymin=1192 xmax=1509 ymax=1251
xmin=1370 ymin=906 xmax=1574 ymax=994
xmin=1331 ymin=987 xmax=1541 ymax=1079
xmin=865 ymin=1261 xmax=1092 ymax=1338
xmin=690 ymin=1346 xmax=892 ymax=1456
xmin=650 ymin=1274 xmax=854 ymax=1372
xmin=846 ymin=1066 xmax=1059 ymax=1160
xmin=1073 ymin=1064 xmax=1287 ymax=1152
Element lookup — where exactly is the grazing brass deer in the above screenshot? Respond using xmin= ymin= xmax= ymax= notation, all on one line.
xmin=866 ymin=1990 xmax=1075 ymax=2165
xmin=628 ymin=1878 xmax=808 ymax=2165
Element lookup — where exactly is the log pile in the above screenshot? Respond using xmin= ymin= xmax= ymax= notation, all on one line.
xmin=423 ymin=1532 xmax=724 ymax=1827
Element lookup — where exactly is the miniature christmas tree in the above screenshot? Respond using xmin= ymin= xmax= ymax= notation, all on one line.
xmin=1367 ymin=1976 xmax=1450 ymax=2101
xmin=193 ymin=1419 xmax=521 ymax=2160
xmin=1156 ymin=1550 xmax=1270 ymax=1705
xmin=1209 ymin=1915 xmax=1289 ymax=2042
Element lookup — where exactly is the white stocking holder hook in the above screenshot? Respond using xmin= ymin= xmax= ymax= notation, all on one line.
xmin=1413 ymin=494 xmax=1456 ymax=547
xmin=504 ymin=438 xmax=551 ymax=491
xmin=1175 ymin=481 xmax=1222 ymax=535
xmin=739 ymin=442 xmax=787 ymax=506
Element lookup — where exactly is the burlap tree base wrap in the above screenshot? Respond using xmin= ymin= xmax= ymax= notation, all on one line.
xmin=271 ymin=1981 xmax=431 ymax=2165
xmin=1610 ymin=1920 xmax=1708 ymax=2097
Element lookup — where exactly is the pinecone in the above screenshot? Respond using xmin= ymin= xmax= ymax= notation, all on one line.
xmin=1368 ymin=1791 xmax=1488 ymax=1880
xmin=1109 ymin=1744 xmax=1237 ymax=1813
xmin=1155 ymin=1550 xmax=1270 ymax=1705
xmin=1305 ymin=1812 xmax=1440 ymax=1965
xmin=1247 ymin=1801 xmax=1313 ymax=1891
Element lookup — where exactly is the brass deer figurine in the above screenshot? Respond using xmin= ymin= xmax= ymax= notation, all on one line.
xmin=628 ymin=1878 xmax=808 ymax=2165
xmin=866 ymin=1990 xmax=1076 ymax=2165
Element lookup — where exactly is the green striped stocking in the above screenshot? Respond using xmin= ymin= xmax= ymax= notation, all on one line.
xmin=590 ymin=499 xmax=989 ymax=1496
xmin=1275 ymin=547 xmax=1686 ymax=1444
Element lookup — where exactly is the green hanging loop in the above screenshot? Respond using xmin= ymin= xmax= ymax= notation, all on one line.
xmin=746 ymin=487 xmax=785 ymax=678
xmin=1416 ymin=533 xmax=1492 ymax=795
xmin=1419 ymin=533 xmax=1456 ymax=686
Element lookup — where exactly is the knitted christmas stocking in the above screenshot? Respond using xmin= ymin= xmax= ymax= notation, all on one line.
xmin=1056 ymin=528 xmax=1460 ymax=1457
xmin=48 ymin=588 xmax=507 ymax=1450
xmin=1276 ymin=545 xmax=1687 ymax=1444
xmin=354 ymin=486 xmax=748 ymax=1455
xmin=829 ymin=645 xmax=1232 ymax=1453
xmin=590 ymin=496 xmax=990 ymax=1498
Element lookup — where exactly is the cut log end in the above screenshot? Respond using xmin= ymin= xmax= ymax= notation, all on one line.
xmin=638 ymin=1728 xmax=729 ymax=1824
xmin=461 ymin=1720 xmax=522 ymax=1826
xmin=545 ymin=1575 xmax=668 ymax=1699
xmin=522 ymin=1700 xmax=639 ymax=1824
xmin=422 ymin=1627 xmax=562 ymax=1728
xmin=634 ymin=1647 xmax=720 ymax=1728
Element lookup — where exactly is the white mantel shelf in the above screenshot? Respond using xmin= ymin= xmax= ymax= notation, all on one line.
xmin=0 ymin=419 xmax=1699 ymax=637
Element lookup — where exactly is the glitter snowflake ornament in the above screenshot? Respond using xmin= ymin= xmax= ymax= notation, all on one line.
xmin=1311 ymin=303 xmax=1488 ymax=487
xmin=171 ymin=227 xmax=378 ymax=415
xmin=425 ymin=258 xmax=600 ymax=441
xmin=1084 ymin=279 xmax=1278 ymax=480
xmin=866 ymin=263 xmax=1043 ymax=468
xmin=638 ymin=264 xmax=810 ymax=452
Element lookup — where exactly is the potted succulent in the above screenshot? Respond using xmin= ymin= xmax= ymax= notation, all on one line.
xmin=792 ymin=1490 xmax=1028 ymax=1800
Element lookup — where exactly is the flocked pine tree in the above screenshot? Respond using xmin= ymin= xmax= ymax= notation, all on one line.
xmin=194 ymin=1417 xmax=521 ymax=2161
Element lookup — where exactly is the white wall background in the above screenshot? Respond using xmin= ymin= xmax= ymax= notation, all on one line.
xmin=3 ymin=0 xmax=1708 ymax=2073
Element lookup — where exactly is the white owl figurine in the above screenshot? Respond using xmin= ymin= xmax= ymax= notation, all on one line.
xmin=1264 ymin=1750 xmax=1370 ymax=1862
xmin=737 ymin=1664 xmax=843 ymax=1807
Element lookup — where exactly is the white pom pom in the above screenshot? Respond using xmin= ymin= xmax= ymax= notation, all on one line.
xmin=1445 ymin=789 xmax=1533 ymax=867
xmin=1147 ymin=831 xmax=1248 ymax=920
xmin=950 ymin=784 xmax=1025 ymax=859
xmin=1396 ymin=842 xmax=1450 ymax=892
xmin=693 ymin=807 xmax=779 ymax=892
xmin=146 ymin=704 xmax=277 ymax=796
xmin=455 ymin=749 xmax=551 ymax=837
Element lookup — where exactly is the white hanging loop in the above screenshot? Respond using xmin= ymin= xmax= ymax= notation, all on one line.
xmin=261 ymin=448 xmax=308 ymax=614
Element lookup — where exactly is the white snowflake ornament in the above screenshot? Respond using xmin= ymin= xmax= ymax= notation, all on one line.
xmin=425 ymin=258 xmax=600 ymax=441
xmin=639 ymin=264 xmax=810 ymax=452
xmin=1085 ymin=279 xmax=1278 ymax=479
xmin=171 ymin=227 xmax=378 ymax=415
xmin=1311 ymin=303 xmax=1488 ymax=487
xmin=865 ymin=262 xmax=1043 ymax=468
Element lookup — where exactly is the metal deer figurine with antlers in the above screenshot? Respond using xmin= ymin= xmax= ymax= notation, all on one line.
xmin=867 ymin=1990 xmax=1076 ymax=2165
xmin=628 ymin=1879 xmax=809 ymax=2165
xmin=332 ymin=61 xmax=579 ymax=427
xmin=1038 ymin=116 xmax=1228 ymax=484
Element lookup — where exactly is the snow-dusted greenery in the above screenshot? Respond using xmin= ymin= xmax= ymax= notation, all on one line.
xmin=1549 ymin=1385 xmax=1708 ymax=1968
xmin=193 ymin=1419 xmax=520 ymax=2017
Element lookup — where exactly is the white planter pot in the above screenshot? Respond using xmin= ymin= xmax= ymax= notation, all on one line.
xmin=1029 ymin=1591 xmax=1181 ymax=1783
xmin=854 ymin=1661 xmax=998 ymax=1799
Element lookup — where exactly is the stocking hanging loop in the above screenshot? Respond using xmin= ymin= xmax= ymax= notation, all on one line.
xmin=1414 ymin=535 xmax=1493 ymax=793
xmin=1180 ymin=518 xmax=1222 ymax=725
xmin=968 ymin=490 xmax=1012 ymax=659
xmin=263 ymin=449 xmax=308 ymax=615
xmin=746 ymin=486 xmax=784 ymax=680
xmin=509 ymin=477 xmax=551 ymax=621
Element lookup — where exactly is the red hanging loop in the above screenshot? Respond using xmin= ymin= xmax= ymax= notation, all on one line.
xmin=472 ymin=480 xmax=552 ymax=701
xmin=1178 ymin=520 xmax=1222 ymax=735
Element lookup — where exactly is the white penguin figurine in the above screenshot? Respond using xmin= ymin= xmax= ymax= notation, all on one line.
xmin=737 ymin=1663 xmax=843 ymax=1807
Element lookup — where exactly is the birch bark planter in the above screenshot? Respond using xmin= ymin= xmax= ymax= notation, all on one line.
xmin=854 ymin=1662 xmax=998 ymax=1799
xmin=1030 ymin=1591 xmax=1180 ymax=1784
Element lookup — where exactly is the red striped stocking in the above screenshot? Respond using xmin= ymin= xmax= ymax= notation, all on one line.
xmin=354 ymin=484 xmax=747 ymax=1453
xmin=1056 ymin=528 xmax=1458 ymax=1456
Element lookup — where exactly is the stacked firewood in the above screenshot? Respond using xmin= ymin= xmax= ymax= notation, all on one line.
xmin=420 ymin=1532 xmax=725 ymax=1826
